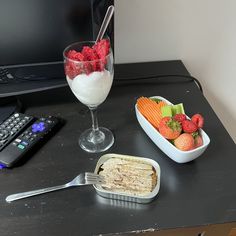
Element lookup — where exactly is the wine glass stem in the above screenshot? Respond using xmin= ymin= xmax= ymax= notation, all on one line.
xmin=89 ymin=107 xmax=99 ymax=132
xmin=88 ymin=107 xmax=105 ymax=144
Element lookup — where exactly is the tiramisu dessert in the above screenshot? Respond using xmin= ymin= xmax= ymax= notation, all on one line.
xmin=98 ymin=157 xmax=157 ymax=196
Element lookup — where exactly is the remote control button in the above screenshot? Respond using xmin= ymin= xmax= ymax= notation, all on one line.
xmin=15 ymin=138 xmax=21 ymax=143
xmin=32 ymin=122 xmax=45 ymax=133
xmin=0 ymin=130 xmax=9 ymax=140
xmin=21 ymin=141 xmax=28 ymax=146
xmin=0 ymin=113 xmax=35 ymax=153
xmin=25 ymin=135 xmax=30 ymax=139
xmin=17 ymin=144 xmax=25 ymax=150
xmin=29 ymin=138 xmax=34 ymax=142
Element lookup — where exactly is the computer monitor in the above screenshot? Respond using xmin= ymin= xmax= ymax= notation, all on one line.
xmin=0 ymin=0 xmax=114 ymax=97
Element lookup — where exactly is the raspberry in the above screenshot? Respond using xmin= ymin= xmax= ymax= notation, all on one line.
xmin=96 ymin=58 xmax=107 ymax=71
xmin=93 ymin=39 xmax=110 ymax=59
xmin=82 ymin=46 xmax=98 ymax=61
xmin=82 ymin=46 xmax=100 ymax=74
xmin=65 ymin=39 xmax=110 ymax=75
xmin=64 ymin=60 xmax=82 ymax=79
xmin=83 ymin=61 xmax=93 ymax=75
xmin=67 ymin=50 xmax=84 ymax=61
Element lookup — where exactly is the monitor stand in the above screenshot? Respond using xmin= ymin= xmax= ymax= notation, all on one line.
xmin=0 ymin=97 xmax=22 ymax=123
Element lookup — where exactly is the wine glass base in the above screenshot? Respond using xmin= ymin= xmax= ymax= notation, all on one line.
xmin=79 ymin=127 xmax=114 ymax=153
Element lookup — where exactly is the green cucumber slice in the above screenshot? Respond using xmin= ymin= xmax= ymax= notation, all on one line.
xmin=161 ymin=105 xmax=172 ymax=117
xmin=172 ymin=103 xmax=185 ymax=115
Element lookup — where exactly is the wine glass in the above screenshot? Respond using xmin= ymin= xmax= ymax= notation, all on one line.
xmin=63 ymin=41 xmax=114 ymax=153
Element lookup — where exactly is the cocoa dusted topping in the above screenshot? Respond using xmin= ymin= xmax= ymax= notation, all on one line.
xmin=99 ymin=157 xmax=157 ymax=196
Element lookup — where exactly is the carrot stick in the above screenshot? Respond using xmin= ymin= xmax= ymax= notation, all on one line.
xmin=137 ymin=97 xmax=167 ymax=128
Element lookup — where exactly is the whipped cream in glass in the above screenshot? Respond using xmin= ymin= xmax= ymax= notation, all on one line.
xmin=66 ymin=70 xmax=113 ymax=107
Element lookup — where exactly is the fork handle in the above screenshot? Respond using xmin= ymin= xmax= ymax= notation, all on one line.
xmin=6 ymin=184 xmax=69 ymax=202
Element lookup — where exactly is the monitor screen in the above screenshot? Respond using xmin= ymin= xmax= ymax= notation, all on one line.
xmin=0 ymin=0 xmax=94 ymax=66
xmin=0 ymin=0 xmax=114 ymax=97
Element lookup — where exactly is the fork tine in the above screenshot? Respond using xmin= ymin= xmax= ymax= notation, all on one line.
xmin=85 ymin=172 xmax=101 ymax=177
xmin=85 ymin=172 xmax=105 ymax=184
xmin=85 ymin=172 xmax=103 ymax=179
xmin=86 ymin=175 xmax=104 ymax=181
xmin=86 ymin=176 xmax=104 ymax=182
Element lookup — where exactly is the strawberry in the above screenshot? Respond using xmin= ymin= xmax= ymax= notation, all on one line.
xmin=191 ymin=131 xmax=203 ymax=148
xmin=174 ymin=133 xmax=195 ymax=151
xmin=182 ymin=120 xmax=198 ymax=133
xmin=173 ymin=114 xmax=187 ymax=124
xmin=191 ymin=114 xmax=204 ymax=128
xmin=194 ymin=135 xmax=203 ymax=148
xmin=159 ymin=117 xmax=182 ymax=140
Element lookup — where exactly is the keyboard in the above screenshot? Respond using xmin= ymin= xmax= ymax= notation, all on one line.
xmin=0 ymin=68 xmax=15 ymax=83
xmin=0 ymin=65 xmax=67 ymax=97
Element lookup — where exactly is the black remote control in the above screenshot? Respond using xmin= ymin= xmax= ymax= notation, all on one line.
xmin=0 ymin=113 xmax=34 ymax=151
xmin=0 ymin=116 xmax=61 ymax=167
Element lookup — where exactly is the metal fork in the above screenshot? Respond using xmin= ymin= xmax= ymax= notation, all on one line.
xmin=6 ymin=172 xmax=104 ymax=203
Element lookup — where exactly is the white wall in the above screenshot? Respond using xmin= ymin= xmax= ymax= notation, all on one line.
xmin=114 ymin=0 xmax=236 ymax=143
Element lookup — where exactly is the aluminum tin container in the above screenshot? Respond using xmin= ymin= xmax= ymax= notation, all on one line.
xmin=93 ymin=153 xmax=161 ymax=204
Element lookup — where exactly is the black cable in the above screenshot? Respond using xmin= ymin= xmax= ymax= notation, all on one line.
xmin=15 ymin=97 xmax=23 ymax=113
xmin=10 ymin=72 xmax=203 ymax=92
xmin=15 ymin=76 xmax=64 ymax=82
xmin=115 ymin=74 xmax=203 ymax=93
xmin=0 ymin=96 xmax=23 ymax=112
xmin=0 ymin=96 xmax=23 ymax=123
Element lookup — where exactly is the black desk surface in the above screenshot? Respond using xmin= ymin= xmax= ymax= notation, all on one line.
xmin=0 ymin=61 xmax=236 ymax=236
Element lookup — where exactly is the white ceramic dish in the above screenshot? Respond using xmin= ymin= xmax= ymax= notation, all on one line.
xmin=135 ymin=96 xmax=210 ymax=163
xmin=93 ymin=153 xmax=161 ymax=203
